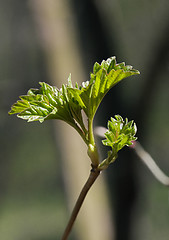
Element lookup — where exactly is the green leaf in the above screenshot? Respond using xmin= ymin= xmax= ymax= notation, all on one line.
xmin=102 ymin=115 xmax=137 ymax=152
xmin=98 ymin=115 xmax=137 ymax=170
xmin=9 ymin=79 xmax=82 ymax=126
xmin=79 ymin=56 xmax=140 ymax=119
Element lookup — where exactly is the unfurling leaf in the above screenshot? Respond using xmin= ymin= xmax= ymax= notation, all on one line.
xmin=99 ymin=115 xmax=137 ymax=170
xmin=102 ymin=115 xmax=137 ymax=151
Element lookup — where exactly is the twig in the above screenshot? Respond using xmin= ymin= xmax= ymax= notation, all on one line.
xmin=131 ymin=141 xmax=169 ymax=186
xmin=61 ymin=167 xmax=100 ymax=240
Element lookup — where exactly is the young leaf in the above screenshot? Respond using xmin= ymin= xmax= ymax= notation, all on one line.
xmin=79 ymin=56 xmax=140 ymax=119
xmin=99 ymin=115 xmax=137 ymax=170
xmin=9 ymin=80 xmax=82 ymax=126
xmin=102 ymin=115 xmax=137 ymax=152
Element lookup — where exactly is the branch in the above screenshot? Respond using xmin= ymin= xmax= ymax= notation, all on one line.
xmin=61 ymin=167 xmax=100 ymax=240
xmin=131 ymin=141 xmax=169 ymax=186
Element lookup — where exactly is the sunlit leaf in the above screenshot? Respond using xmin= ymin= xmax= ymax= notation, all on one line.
xmin=98 ymin=115 xmax=137 ymax=169
xmin=9 ymin=79 xmax=81 ymax=126
xmin=102 ymin=115 xmax=137 ymax=152
xmin=79 ymin=56 xmax=140 ymax=118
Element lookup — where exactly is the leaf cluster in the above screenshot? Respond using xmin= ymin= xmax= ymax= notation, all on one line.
xmin=9 ymin=57 xmax=139 ymax=167
xmin=9 ymin=56 xmax=139 ymax=123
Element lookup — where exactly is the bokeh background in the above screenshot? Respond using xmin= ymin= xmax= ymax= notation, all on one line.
xmin=1 ymin=0 xmax=169 ymax=240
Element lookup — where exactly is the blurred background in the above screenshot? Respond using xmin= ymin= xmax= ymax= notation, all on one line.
xmin=1 ymin=0 xmax=169 ymax=240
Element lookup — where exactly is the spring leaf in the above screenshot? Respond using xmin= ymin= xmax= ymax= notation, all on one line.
xmin=79 ymin=56 xmax=140 ymax=119
xmin=102 ymin=115 xmax=137 ymax=152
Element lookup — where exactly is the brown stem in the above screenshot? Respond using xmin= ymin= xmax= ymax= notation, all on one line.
xmin=61 ymin=166 xmax=100 ymax=240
